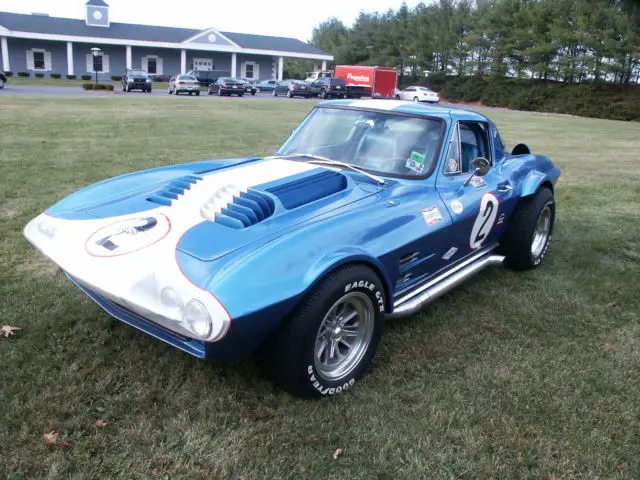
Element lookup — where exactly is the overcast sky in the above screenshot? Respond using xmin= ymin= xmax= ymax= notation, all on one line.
xmin=1 ymin=0 xmax=424 ymax=42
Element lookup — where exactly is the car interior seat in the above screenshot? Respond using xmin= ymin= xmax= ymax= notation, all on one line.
xmin=460 ymin=142 xmax=479 ymax=173
xmin=354 ymin=129 xmax=399 ymax=169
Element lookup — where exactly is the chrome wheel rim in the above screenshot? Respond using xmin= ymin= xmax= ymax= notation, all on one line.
xmin=314 ymin=292 xmax=374 ymax=381
xmin=531 ymin=205 xmax=551 ymax=257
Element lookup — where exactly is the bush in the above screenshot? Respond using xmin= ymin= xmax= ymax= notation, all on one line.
xmin=80 ymin=75 xmax=92 ymax=80
xmin=17 ymin=72 xmax=30 ymax=77
xmin=152 ymin=75 xmax=170 ymax=83
xmin=111 ymin=75 xmax=122 ymax=81
xmin=82 ymin=83 xmax=114 ymax=91
xmin=50 ymin=73 xmax=61 ymax=79
xmin=66 ymin=74 xmax=77 ymax=80
xmin=34 ymin=73 xmax=45 ymax=78
xmin=4 ymin=71 xmax=13 ymax=77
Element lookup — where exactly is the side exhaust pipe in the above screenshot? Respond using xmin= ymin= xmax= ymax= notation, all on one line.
xmin=388 ymin=252 xmax=505 ymax=319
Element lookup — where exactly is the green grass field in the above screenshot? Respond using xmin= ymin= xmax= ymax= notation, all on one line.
xmin=1 ymin=97 xmax=639 ymax=479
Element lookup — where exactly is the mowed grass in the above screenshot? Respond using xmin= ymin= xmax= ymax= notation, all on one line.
xmin=1 ymin=96 xmax=639 ymax=479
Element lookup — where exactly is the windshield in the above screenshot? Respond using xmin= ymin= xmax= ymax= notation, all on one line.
xmin=128 ymin=70 xmax=148 ymax=76
xmin=278 ymin=107 xmax=445 ymax=178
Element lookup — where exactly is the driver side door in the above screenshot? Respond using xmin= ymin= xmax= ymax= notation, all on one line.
xmin=435 ymin=120 xmax=511 ymax=263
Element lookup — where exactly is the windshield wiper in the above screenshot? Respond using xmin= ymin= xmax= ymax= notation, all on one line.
xmin=278 ymin=153 xmax=386 ymax=185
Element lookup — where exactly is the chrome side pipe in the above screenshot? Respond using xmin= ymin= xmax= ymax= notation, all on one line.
xmin=388 ymin=252 xmax=506 ymax=319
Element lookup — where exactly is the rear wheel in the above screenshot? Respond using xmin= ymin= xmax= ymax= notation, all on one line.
xmin=320 ymin=89 xmax=327 ymax=99
xmin=258 ymin=265 xmax=386 ymax=398
xmin=286 ymin=90 xmax=292 ymax=98
xmin=196 ymin=91 xmax=200 ymax=96
xmin=273 ymin=89 xmax=278 ymax=97
xmin=501 ymin=187 xmax=555 ymax=270
xmin=413 ymin=96 xmax=419 ymax=103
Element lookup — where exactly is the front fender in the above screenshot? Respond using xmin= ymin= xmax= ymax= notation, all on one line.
xmin=305 ymin=247 xmax=394 ymax=312
xmin=520 ymin=170 xmax=548 ymax=197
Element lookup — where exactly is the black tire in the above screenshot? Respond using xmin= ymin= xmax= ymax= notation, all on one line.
xmin=251 ymin=91 xmax=256 ymax=95
xmin=273 ymin=89 xmax=277 ymax=97
xmin=320 ymin=89 xmax=327 ymax=99
xmin=196 ymin=91 xmax=200 ymax=96
xmin=286 ymin=89 xmax=292 ymax=98
xmin=148 ymin=88 xmax=152 ymax=93
xmin=218 ymin=87 xmax=223 ymax=96
xmin=208 ymin=89 xmax=213 ymax=95
xmin=238 ymin=93 xmax=244 ymax=97
xmin=501 ymin=187 xmax=555 ymax=270
xmin=258 ymin=264 xmax=386 ymax=398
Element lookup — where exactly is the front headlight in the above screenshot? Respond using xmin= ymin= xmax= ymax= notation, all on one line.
xmin=127 ymin=78 xmax=134 ymax=83
xmin=146 ymin=78 xmax=151 ymax=83
xmin=37 ymin=218 xmax=58 ymax=239
xmin=185 ymin=299 xmax=213 ymax=339
xmin=160 ymin=287 xmax=184 ymax=321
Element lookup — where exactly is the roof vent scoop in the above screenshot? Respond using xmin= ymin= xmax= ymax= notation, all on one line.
xmin=266 ymin=170 xmax=347 ymax=209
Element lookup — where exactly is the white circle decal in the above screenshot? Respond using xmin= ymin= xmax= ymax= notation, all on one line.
xmin=470 ymin=193 xmax=499 ymax=249
xmin=93 ymin=10 xmax=103 ymax=20
xmin=451 ymin=200 xmax=464 ymax=215
xmin=208 ymin=33 xmax=217 ymax=43
xmin=85 ymin=214 xmax=171 ymax=257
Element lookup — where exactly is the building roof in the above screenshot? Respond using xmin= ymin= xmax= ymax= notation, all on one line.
xmin=86 ymin=0 xmax=109 ymax=6
xmin=0 ymin=11 xmax=330 ymax=57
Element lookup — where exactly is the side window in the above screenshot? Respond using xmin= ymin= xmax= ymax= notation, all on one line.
xmin=405 ymin=87 xmax=415 ymax=92
xmin=443 ymin=123 xmax=462 ymax=174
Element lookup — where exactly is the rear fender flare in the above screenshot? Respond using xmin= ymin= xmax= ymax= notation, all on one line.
xmin=520 ymin=170 xmax=551 ymax=197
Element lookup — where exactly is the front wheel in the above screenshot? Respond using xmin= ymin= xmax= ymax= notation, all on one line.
xmin=501 ymin=187 xmax=555 ymax=270
xmin=413 ymin=96 xmax=419 ymax=103
xmin=273 ymin=89 xmax=277 ymax=97
xmin=258 ymin=265 xmax=386 ymax=398
xmin=196 ymin=91 xmax=200 ymax=96
xmin=286 ymin=90 xmax=292 ymax=98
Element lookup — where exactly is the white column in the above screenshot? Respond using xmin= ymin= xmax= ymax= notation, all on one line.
xmin=126 ymin=45 xmax=132 ymax=69
xmin=231 ymin=53 xmax=237 ymax=77
xmin=180 ymin=49 xmax=186 ymax=73
xmin=66 ymin=42 xmax=74 ymax=76
xmin=321 ymin=60 xmax=327 ymax=70
xmin=277 ymin=56 xmax=284 ymax=81
xmin=1 ymin=37 xmax=9 ymax=72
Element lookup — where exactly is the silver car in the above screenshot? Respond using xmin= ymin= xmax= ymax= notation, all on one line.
xmin=168 ymin=75 xmax=201 ymax=96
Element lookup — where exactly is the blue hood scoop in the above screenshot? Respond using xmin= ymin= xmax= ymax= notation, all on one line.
xmin=147 ymin=175 xmax=203 ymax=206
xmin=214 ymin=190 xmax=275 ymax=229
xmin=264 ymin=170 xmax=347 ymax=209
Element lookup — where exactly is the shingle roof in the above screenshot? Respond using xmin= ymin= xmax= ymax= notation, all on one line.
xmin=0 ymin=11 xmax=330 ymax=56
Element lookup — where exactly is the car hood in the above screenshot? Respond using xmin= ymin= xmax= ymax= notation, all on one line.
xmin=42 ymin=157 xmax=384 ymax=262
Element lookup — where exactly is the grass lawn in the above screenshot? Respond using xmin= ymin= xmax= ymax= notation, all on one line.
xmin=1 ymin=97 xmax=639 ymax=479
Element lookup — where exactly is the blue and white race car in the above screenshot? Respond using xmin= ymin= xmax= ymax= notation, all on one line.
xmin=25 ymin=100 xmax=561 ymax=398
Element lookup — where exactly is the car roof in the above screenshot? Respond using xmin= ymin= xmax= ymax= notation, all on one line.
xmin=317 ymin=99 xmax=489 ymax=122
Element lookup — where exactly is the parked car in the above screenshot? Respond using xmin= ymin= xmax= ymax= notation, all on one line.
xmin=273 ymin=79 xmax=311 ymax=98
xmin=0 ymin=71 xmax=6 ymax=89
xmin=239 ymin=79 xmax=256 ymax=95
xmin=24 ymin=100 xmax=560 ymax=398
xmin=185 ymin=70 xmax=217 ymax=87
xmin=396 ymin=86 xmax=440 ymax=103
xmin=254 ymin=79 xmax=279 ymax=92
xmin=314 ymin=77 xmax=347 ymax=99
xmin=168 ymin=75 xmax=200 ymax=95
xmin=122 ymin=69 xmax=152 ymax=92
xmin=208 ymin=77 xmax=245 ymax=96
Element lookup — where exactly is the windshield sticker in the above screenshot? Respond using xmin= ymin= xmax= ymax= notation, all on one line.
xmin=451 ymin=200 xmax=464 ymax=214
xmin=470 ymin=176 xmax=487 ymax=188
xmin=406 ymin=151 xmax=426 ymax=174
xmin=443 ymin=247 xmax=458 ymax=260
xmin=422 ymin=206 xmax=443 ymax=226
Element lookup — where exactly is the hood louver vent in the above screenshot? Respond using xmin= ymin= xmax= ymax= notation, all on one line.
xmin=266 ymin=170 xmax=347 ymax=209
xmin=147 ymin=175 xmax=203 ymax=206
xmin=214 ymin=190 xmax=275 ymax=229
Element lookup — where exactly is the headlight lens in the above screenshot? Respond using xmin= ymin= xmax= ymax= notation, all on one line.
xmin=37 ymin=219 xmax=58 ymax=238
xmin=146 ymin=78 xmax=151 ymax=83
xmin=160 ymin=287 xmax=184 ymax=321
xmin=127 ymin=78 xmax=134 ymax=82
xmin=185 ymin=299 xmax=212 ymax=339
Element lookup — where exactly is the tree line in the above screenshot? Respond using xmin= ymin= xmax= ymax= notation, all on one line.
xmin=310 ymin=0 xmax=640 ymax=84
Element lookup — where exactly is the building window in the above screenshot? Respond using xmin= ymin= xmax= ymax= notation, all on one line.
xmin=93 ymin=55 xmax=103 ymax=72
xmin=147 ymin=57 xmax=157 ymax=74
xmin=27 ymin=49 xmax=51 ymax=71
xmin=33 ymin=51 xmax=45 ymax=70
xmin=241 ymin=61 xmax=258 ymax=79
xmin=245 ymin=63 xmax=254 ymax=79
xmin=193 ymin=58 xmax=213 ymax=71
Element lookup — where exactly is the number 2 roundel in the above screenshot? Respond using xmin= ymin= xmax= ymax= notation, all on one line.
xmin=470 ymin=193 xmax=499 ymax=249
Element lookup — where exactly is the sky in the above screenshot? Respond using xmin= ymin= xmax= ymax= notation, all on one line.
xmin=0 ymin=0 xmax=423 ymax=42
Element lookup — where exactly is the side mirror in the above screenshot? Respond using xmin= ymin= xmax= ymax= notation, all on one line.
xmin=463 ymin=157 xmax=491 ymax=186
xmin=511 ymin=143 xmax=531 ymax=155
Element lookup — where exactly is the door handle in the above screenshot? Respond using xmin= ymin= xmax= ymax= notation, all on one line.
xmin=497 ymin=184 xmax=513 ymax=193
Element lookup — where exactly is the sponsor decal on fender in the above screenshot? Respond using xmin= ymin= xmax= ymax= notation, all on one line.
xmin=450 ymin=200 xmax=464 ymax=215
xmin=422 ymin=206 xmax=443 ymax=226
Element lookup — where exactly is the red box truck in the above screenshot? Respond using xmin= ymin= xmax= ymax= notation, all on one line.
xmin=334 ymin=65 xmax=398 ymax=99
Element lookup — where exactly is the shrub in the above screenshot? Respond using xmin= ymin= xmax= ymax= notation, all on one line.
xmin=50 ymin=73 xmax=61 ymax=79
xmin=17 ymin=72 xmax=30 ymax=77
xmin=66 ymin=74 xmax=77 ymax=80
xmin=80 ymin=75 xmax=92 ymax=80
xmin=34 ymin=73 xmax=45 ymax=78
xmin=4 ymin=71 xmax=13 ymax=77
xmin=82 ymin=83 xmax=114 ymax=91
xmin=152 ymin=75 xmax=170 ymax=83
xmin=111 ymin=75 xmax=122 ymax=81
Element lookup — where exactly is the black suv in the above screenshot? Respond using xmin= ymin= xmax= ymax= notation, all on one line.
xmin=314 ymin=78 xmax=346 ymax=99
xmin=186 ymin=70 xmax=218 ymax=86
xmin=122 ymin=69 xmax=152 ymax=92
